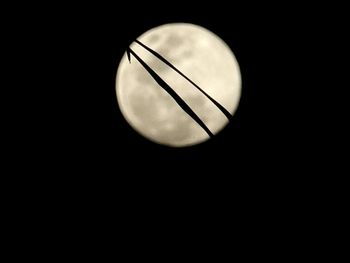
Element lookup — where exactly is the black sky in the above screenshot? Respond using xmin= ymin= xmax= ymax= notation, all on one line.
xmin=11 ymin=2 xmax=341 ymax=209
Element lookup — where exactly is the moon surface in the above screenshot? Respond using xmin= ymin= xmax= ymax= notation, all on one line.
xmin=116 ymin=23 xmax=241 ymax=147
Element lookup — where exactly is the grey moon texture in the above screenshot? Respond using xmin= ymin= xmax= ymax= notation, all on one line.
xmin=116 ymin=23 xmax=241 ymax=147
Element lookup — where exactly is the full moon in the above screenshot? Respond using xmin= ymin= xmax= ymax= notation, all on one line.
xmin=116 ymin=23 xmax=241 ymax=147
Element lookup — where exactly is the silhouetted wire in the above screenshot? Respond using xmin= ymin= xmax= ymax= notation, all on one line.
xmin=135 ymin=39 xmax=232 ymax=120
xmin=127 ymin=47 xmax=213 ymax=138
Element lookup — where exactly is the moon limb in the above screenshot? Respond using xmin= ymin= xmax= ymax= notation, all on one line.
xmin=116 ymin=23 xmax=241 ymax=147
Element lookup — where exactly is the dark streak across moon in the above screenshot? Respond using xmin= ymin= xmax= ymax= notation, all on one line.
xmin=126 ymin=47 xmax=214 ymax=138
xmin=134 ymin=39 xmax=232 ymax=120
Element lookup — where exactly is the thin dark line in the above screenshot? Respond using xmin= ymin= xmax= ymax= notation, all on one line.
xmin=134 ymin=39 xmax=232 ymax=120
xmin=127 ymin=47 xmax=213 ymax=138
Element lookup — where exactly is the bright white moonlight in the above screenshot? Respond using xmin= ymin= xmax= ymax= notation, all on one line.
xmin=116 ymin=23 xmax=241 ymax=147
